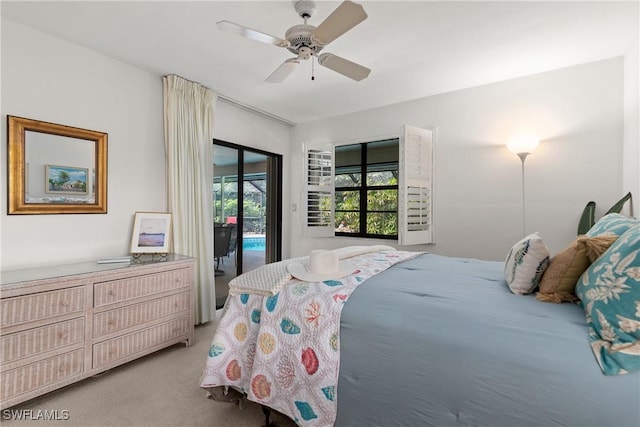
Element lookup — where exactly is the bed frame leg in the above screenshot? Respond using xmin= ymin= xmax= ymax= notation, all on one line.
xmin=261 ymin=405 xmax=276 ymax=427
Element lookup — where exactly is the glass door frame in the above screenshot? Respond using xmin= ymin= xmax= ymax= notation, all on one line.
xmin=213 ymin=139 xmax=282 ymax=274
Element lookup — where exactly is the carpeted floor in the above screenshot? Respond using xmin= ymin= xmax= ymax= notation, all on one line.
xmin=2 ymin=316 xmax=297 ymax=427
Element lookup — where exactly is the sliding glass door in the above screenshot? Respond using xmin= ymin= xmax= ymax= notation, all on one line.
xmin=213 ymin=140 xmax=282 ymax=308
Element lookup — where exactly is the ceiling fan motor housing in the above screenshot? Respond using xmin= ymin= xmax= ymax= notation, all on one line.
xmin=285 ymin=24 xmax=323 ymax=58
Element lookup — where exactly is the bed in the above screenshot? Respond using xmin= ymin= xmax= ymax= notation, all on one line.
xmin=200 ymin=241 xmax=640 ymax=426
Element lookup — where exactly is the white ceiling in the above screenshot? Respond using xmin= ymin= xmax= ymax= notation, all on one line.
xmin=1 ymin=1 xmax=638 ymax=124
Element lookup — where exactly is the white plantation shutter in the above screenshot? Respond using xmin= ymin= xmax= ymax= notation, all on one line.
xmin=399 ymin=125 xmax=434 ymax=245
xmin=303 ymin=143 xmax=335 ymax=237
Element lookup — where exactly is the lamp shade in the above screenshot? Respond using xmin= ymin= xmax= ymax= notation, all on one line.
xmin=507 ymin=135 xmax=539 ymax=154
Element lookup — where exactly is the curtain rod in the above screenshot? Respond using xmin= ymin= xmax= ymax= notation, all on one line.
xmin=218 ymin=95 xmax=295 ymax=126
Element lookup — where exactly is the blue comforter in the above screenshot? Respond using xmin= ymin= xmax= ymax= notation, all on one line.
xmin=336 ymin=254 xmax=640 ymax=427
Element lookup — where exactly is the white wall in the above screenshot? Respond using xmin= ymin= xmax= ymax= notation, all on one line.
xmin=624 ymin=36 xmax=639 ymax=215
xmin=289 ymin=58 xmax=626 ymax=261
xmin=1 ymin=19 xmax=292 ymax=270
xmin=1 ymin=19 xmax=166 ymax=270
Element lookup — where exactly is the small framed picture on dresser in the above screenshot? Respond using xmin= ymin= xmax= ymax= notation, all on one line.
xmin=130 ymin=212 xmax=172 ymax=254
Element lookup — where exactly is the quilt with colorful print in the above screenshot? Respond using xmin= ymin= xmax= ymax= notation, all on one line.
xmin=200 ymin=249 xmax=422 ymax=426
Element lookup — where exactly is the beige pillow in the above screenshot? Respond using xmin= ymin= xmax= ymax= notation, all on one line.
xmin=536 ymin=235 xmax=617 ymax=303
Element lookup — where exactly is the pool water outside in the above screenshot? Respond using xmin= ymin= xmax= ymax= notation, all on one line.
xmin=243 ymin=235 xmax=266 ymax=251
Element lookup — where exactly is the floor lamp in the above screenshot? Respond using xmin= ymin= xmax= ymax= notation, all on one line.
xmin=507 ymin=136 xmax=539 ymax=236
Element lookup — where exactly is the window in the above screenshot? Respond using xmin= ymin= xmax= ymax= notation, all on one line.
xmin=334 ymin=139 xmax=399 ymax=239
xmin=302 ymin=125 xmax=434 ymax=245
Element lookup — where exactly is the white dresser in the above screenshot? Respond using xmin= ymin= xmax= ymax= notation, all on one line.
xmin=0 ymin=254 xmax=194 ymax=409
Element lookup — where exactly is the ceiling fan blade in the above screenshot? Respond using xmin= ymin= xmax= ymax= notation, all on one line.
xmin=266 ymin=58 xmax=300 ymax=83
xmin=217 ymin=20 xmax=289 ymax=48
xmin=312 ymin=1 xmax=367 ymax=45
xmin=317 ymin=53 xmax=370 ymax=81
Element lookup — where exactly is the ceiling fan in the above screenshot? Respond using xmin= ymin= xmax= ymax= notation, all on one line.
xmin=217 ymin=0 xmax=371 ymax=83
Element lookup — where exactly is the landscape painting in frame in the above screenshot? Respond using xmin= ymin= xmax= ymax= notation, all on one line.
xmin=45 ymin=165 xmax=89 ymax=195
xmin=130 ymin=212 xmax=172 ymax=254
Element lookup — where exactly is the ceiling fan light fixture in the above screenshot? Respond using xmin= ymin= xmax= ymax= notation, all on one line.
xmin=298 ymin=46 xmax=313 ymax=60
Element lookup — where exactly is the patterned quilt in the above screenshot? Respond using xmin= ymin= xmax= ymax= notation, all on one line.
xmin=227 ymin=245 xmax=396 ymax=296
xmin=200 ymin=248 xmax=422 ymax=426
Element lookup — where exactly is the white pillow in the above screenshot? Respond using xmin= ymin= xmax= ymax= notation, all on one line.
xmin=504 ymin=232 xmax=551 ymax=295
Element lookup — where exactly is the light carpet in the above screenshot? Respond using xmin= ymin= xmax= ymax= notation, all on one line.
xmin=2 ymin=316 xmax=297 ymax=427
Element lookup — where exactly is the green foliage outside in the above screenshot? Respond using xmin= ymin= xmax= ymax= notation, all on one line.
xmin=214 ymin=183 xmax=265 ymax=233
xmin=335 ymin=173 xmax=398 ymax=236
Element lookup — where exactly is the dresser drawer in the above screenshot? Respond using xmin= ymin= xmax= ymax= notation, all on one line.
xmin=94 ymin=268 xmax=190 ymax=307
xmin=93 ymin=292 xmax=190 ymax=338
xmin=1 ymin=349 xmax=84 ymax=401
xmin=1 ymin=287 xmax=85 ymax=328
xmin=1 ymin=317 xmax=85 ymax=364
xmin=92 ymin=316 xmax=190 ymax=369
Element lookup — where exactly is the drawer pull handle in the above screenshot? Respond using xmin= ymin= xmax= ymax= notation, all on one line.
xmin=60 ymin=300 xmax=69 ymax=307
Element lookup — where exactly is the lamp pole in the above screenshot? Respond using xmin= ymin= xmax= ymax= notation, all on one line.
xmin=517 ymin=152 xmax=530 ymax=237
xmin=507 ymin=135 xmax=538 ymax=237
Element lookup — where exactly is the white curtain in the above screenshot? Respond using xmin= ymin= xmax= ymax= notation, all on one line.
xmin=163 ymin=74 xmax=216 ymax=324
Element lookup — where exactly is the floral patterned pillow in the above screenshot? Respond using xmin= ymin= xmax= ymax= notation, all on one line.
xmin=586 ymin=213 xmax=639 ymax=238
xmin=575 ymin=224 xmax=640 ymax=375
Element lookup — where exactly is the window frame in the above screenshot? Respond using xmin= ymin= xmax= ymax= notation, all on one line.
xmin=334 ymin=139 xmax=399 ymax=240
xmin=302 ymin=125 xmax=434 ymax=245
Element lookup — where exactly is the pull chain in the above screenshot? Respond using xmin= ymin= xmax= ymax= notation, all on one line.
xmin=312 ymin=56 xmax=315 ymax=81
